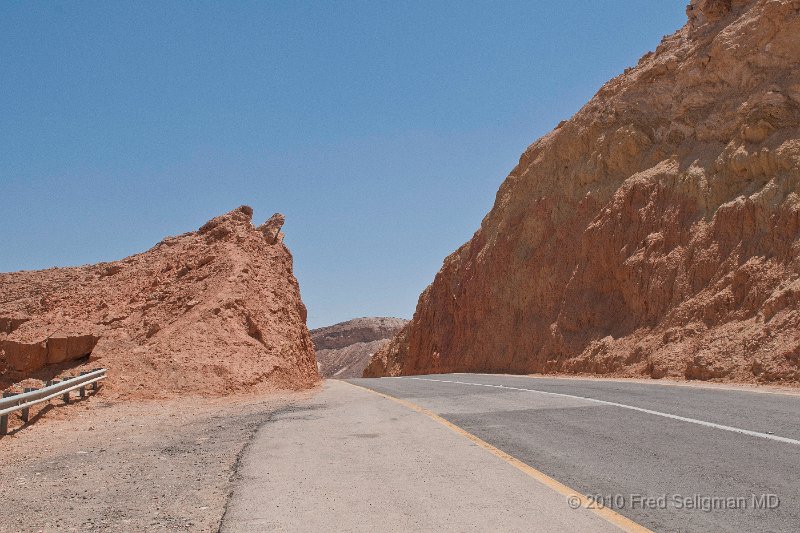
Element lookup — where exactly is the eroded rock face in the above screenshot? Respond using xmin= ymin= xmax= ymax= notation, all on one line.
xmin=3 ymin=332 xmax=100 ymax=373
xmin=312 ymin=317 xmax=407 ymax=378
xmin=0 ymin=205 xmax=319 ymax=397
xmin=366 ymin=0 xmax=800 ymax=384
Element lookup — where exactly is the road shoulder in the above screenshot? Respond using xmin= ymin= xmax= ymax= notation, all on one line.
xmin=0 ymin=392 xmax=303 ymax=532
xmin=221 ymin=379 xmax=623 ymax=532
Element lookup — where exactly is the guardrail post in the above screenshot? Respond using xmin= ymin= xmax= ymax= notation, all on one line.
xmin=0 ymin=392 xmax=13 ymax=435
xmin=91 ymin=369 xmax=102 ymax=391
xmin=62 ymin=378 xmax=71 ymax=404
xmin=21 ymin=388 xmax=34 ymax=423
xmin=0 ymin=368 xmax=106 ymax=436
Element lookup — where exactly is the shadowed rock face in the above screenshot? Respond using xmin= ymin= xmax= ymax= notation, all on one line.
xmin=367 ymin=0 xmax=800 ymax=384
xmin=0 ymin=316 xmax=29 ymax=335
xmin=312 ymin=318 xmax=407 ymax=378
xmin=0 ymin=206 xmax=319 ymax=397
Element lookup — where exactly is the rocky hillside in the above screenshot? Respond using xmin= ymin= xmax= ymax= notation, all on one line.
xmin=367 ymin=0 xmax=800 ymax=384
xmin=312 ymin=317 xmax=407 ymax=378
xmin=0 ymin=206 xmax=319 ymax=398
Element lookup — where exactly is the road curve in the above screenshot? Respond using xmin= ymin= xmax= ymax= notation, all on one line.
xmin=348 ymin=374 xmax=800 ymax=532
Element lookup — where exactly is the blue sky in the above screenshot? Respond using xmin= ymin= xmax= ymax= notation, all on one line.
xmin=1 ymin=1 xmax=686 ymax=328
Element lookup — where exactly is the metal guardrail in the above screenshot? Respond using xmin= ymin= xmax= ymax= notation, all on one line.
xmin=0 ymin=368 xmax=107 ymax=435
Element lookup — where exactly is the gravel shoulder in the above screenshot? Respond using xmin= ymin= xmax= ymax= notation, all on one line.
xmin=0 ymin=388 xmax=315 ymax=532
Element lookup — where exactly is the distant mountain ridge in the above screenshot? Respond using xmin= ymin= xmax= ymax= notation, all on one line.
xmin=312 ymin=317 xmax=407 ymax=378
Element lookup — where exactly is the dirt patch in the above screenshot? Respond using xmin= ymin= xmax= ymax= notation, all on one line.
xmin=0 ymin=389 xmax=315 ymax=532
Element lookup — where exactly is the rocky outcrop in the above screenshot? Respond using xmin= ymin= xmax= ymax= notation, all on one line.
xmin=3 ymin=319 xmax=100 ymax=373
xmin=258 ymin=213 xmax=286 ymax=244
xmin=0 ymin=206 xmax=319 ymax=397
xmin=313 ymin=317 xmax=407 ymax=378
xmin=366 ymin=0 xmax=800 ymax=384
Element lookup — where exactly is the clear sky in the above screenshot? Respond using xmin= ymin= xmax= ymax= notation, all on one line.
xmin=1 ymin=1 xmax=686 ymax=329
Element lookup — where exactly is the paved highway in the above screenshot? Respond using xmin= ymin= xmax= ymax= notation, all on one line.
xmin=221 ymin=379 xmax=623 ymax=532
xmin=348 ymin=374 xmax=800 ymax=532
xmin=221 ymin=375 xmax=800 ymax=532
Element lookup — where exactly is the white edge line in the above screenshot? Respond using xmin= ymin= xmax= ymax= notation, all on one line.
xmin=406 ymin=377 xmax=800 ymax=447
xmin=468 ymin=372 xmax=800 ymax=398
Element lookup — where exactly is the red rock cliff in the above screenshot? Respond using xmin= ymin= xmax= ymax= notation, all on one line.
xmin=366 ymin=0 xmax=800 ymax=383
xmin=0 ymin=206 xmax=319 ymax=398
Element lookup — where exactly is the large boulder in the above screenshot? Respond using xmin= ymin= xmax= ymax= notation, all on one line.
xmin=2 ymin=319 xmax=101 ymax=373
xmin=2 ymin=340 xmax=48 ymax=374
xmin=2 ymin=334 xmax=100 ymax=373
xmin=45 ymin=334 xmax=101 ymax=365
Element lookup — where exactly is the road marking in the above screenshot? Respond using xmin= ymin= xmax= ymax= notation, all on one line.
xmin=407 ymin=377 xmax=800 ymax=446
xmin=468 ymin=372 xmax=800 ymax=398
xmin=344 ymin=380 xmax=652 ymax=533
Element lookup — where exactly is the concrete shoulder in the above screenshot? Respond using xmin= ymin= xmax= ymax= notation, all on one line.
xmin=220 ymin=380 xmax=622 ymax=532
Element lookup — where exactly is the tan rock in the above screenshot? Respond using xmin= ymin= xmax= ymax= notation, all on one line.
xmin=2 ymin=333 xmax=100 ymax=372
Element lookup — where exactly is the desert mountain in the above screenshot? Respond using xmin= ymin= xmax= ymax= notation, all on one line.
xmin=0 ymin=206 xmax=319 ymax=398
xmin=367 ymin=0 xmax=800 ymax=383
xmin=313 ymin=317 xmax=407 ymax=378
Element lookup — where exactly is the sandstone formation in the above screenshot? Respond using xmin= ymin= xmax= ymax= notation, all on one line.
xmin=0 ymin=206 xmax=319 ymax=398
xmin=313 ymin=317 xmax=407 ymax=378
xmin=3 ymin=319 xmax=100 ymax=373
xmin=367 ymin=0 xmax=800 ymax=384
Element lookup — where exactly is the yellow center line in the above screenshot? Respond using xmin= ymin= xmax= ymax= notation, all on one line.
xmin=343 ymin=380 xmax=652 ymax=533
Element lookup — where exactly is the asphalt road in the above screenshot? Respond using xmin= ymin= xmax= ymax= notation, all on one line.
xmin=220 ymin=380 xmax=623 ymax=532
xmin=348 ymin=374 xmax=800 ymax=533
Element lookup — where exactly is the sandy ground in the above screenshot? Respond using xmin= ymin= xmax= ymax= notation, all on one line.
xmin=0 ymin=387 xmax=315 ymax=533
